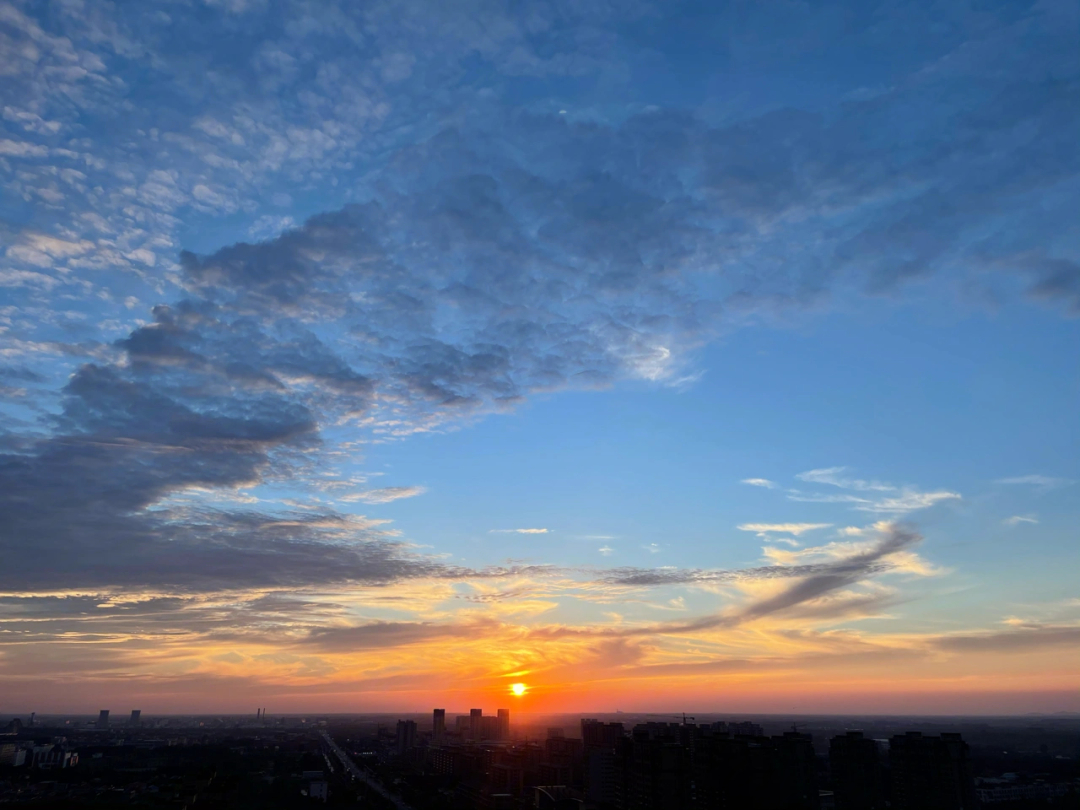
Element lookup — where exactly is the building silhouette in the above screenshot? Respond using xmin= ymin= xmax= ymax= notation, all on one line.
xmin=614 ymin=724 xmax=692 ymax=810
xmin=129 ymin=709 xmax=141 ymax=727
xmin=433 ymin=708 xmax=446 ymax=744
xmin=396 ymin=719 xmax=417 ymax=755
xmin=497 ymin=708 xmax=510 ymax=741
xmin=470 ymin=708 xmax=483 ymax=740
xmin=890 ymin=731 xmax=975 ymax=810
xmin=96 ymin=710 xmax=109 ymax=729
xmin=692 ymin=728 xmax=819 ymax=810
xmin=830 ymin=731 xmax=884 ymax=810
xmin=582 ymin=719 xmax=624 ymax=807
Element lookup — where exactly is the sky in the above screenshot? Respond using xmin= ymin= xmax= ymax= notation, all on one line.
xmin=0 ymin=0 xmax=1078 ymax=716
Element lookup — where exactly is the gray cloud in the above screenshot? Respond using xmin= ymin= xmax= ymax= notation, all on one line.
xmin=302 ymin=618 xmax=501 ymax=653
xmin=930 ymin=624 xmax=1080 ymax=653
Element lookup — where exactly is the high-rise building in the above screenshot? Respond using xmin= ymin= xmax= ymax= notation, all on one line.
xmin=497 ymin=709 xmax=510 ymax=740
xmin=615 ymin=726 xmax=690 ymax=810
xmin=582 ymin=719 xmax=625 ymax=751
xmin=481 ymin=715 xmax=499 ymax=740
xmin=433 ymin=708 xmax=446 ymax=744
xmin=771 ymin=731 xmax=819 ymax=809
xmin=582 ymin=720 xmax=625 ymax=806
xmin=129 ymin=710 xmax=141 ymax=727
xmin=890 ymin=732 xmax=975 ymax=810
xmin=470 ymin=708 xmax=483 ymax=740
xmin=96 ymin=710 xmax=110 ymax=729
xmin=831 ymin=731 xmax=884 ymax=810
xmin=396 ymin=719 xmax=418 ymax=755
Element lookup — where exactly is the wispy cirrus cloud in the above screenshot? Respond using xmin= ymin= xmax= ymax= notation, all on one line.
xmin=341 ymin=486 xmax=428 ymax=504
xmin=996 ymin=475 xmax=1074 ymax=487
xmin=796 ymin=467 xmax=896 ymax=492
xmin=490 ymin=528 xmax=550 ymax=535
xmin=1003 ymin=515 xmax=1039 ymax=526
xmin=788 ymin=468 xmax=960 ymax=515
xmin=737 ymin=523 xmax=832 ymax=537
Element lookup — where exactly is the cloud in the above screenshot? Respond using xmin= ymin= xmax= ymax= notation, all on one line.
xmin=996 ymin=475 xmax=1074 ymax=487
xmin=302 ymin=619 xmax=499 ymax=652
xmin=786 ymin=469 xmax=960 ymax=515
xmin=490 ymin=528 xmax=550 ymax=535
xmin=598 ymin=546 xmax=614 ymax=556
xmin=737 ymin=523 xmax=832 ymax=537
xmin=341 ymin=486 xmax=428 ymax=504
xmin=741 ymin=478 xmax=776 ymax=488
xmin=1003 ymin=514 xmax=1039 ymax=526
xmin=796 ymin=467 xmax=895 ymax=492
xmin=852 ymin=490 xmax=961 ymax=514
xmin=0 ymin=0 xmax=1075 ymax=696
xmin=930 ymin=624 xmax=1080 ymax=654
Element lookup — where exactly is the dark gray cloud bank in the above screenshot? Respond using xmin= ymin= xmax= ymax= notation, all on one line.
xmin=1 ymin=0 xmax=1078 ymax=600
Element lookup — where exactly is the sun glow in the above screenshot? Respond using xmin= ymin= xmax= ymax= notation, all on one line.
xmin=510 ymin=682 xmax=528 ymax=696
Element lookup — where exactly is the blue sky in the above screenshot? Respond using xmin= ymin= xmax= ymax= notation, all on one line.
xmin=0 ymin=0 xmax=1077 ymax=713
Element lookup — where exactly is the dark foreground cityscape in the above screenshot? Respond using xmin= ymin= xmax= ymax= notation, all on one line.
xmin=2 ymin=710 xmax=1077 ymax=809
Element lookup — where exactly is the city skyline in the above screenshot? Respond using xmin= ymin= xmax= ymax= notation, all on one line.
xmin=1 ymin=0 xmax=1078 ymax=716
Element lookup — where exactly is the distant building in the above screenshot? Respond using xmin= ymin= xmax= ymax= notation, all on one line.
xmin=890 ymin=731 xmax=975 ymax=810
xmin=470 ymin=708 xmax=483 ymax=740
xmin=433 ymin=708 xmax=446 ymax=744
xmin=309 ymin=780 xmax=328 ymax=802
xmin=396 ymin=719 xmax=418 ymax=755
xmin=0 ymin=743 xmax=28 ymax=767
xmin=830 ymin=731 xmax=884 ymax=810
xmin=129 ymin=710 xmax=141 ymax=727
xmin=497 ymin=708 xmax=510 ymax=740
xmin=709 ymin=719 xmax=765 ymax=737
xmin=482 ymin=715 xmax=500 ymax=740
xmin=547 ymin=727 xmax=565 ymax=739
xmin=96 ymin=710 xmax=110 ymax=729
xmin=31 ymin=744 xmax=77 ymax=769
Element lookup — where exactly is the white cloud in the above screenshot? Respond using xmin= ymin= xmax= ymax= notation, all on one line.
xmin=248 ymin=215 xmax=296 ymax=241
xmin=737 ymin=523 xmax=832 ymax=537
xmin=598 ymin=545 xmax=614 ymax=556
xmin=643 ymin=543 xmax=661 ymax=553
xmin=741 ymin=478 xmax=776 ymax=488
xmin=490 ymin=528 xmax=550 ymax=534
xmin=996 ymin=475 xmax=1073 ymax=487
xmin=0 ymin=139 xmax=49 ymax=157
xmin=1003 ymin=515 xmax=1039 ymax=526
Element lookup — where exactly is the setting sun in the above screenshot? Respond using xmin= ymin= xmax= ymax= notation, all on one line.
xmin=510 ymin=682 xmax=528 ymax=697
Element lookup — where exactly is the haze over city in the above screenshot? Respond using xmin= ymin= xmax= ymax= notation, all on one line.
xmin=1 ymin=0 xmax=1078 ymax=724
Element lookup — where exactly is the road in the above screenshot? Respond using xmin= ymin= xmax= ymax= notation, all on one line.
xmin=320 ymin=730 xmax=413 ymax=810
